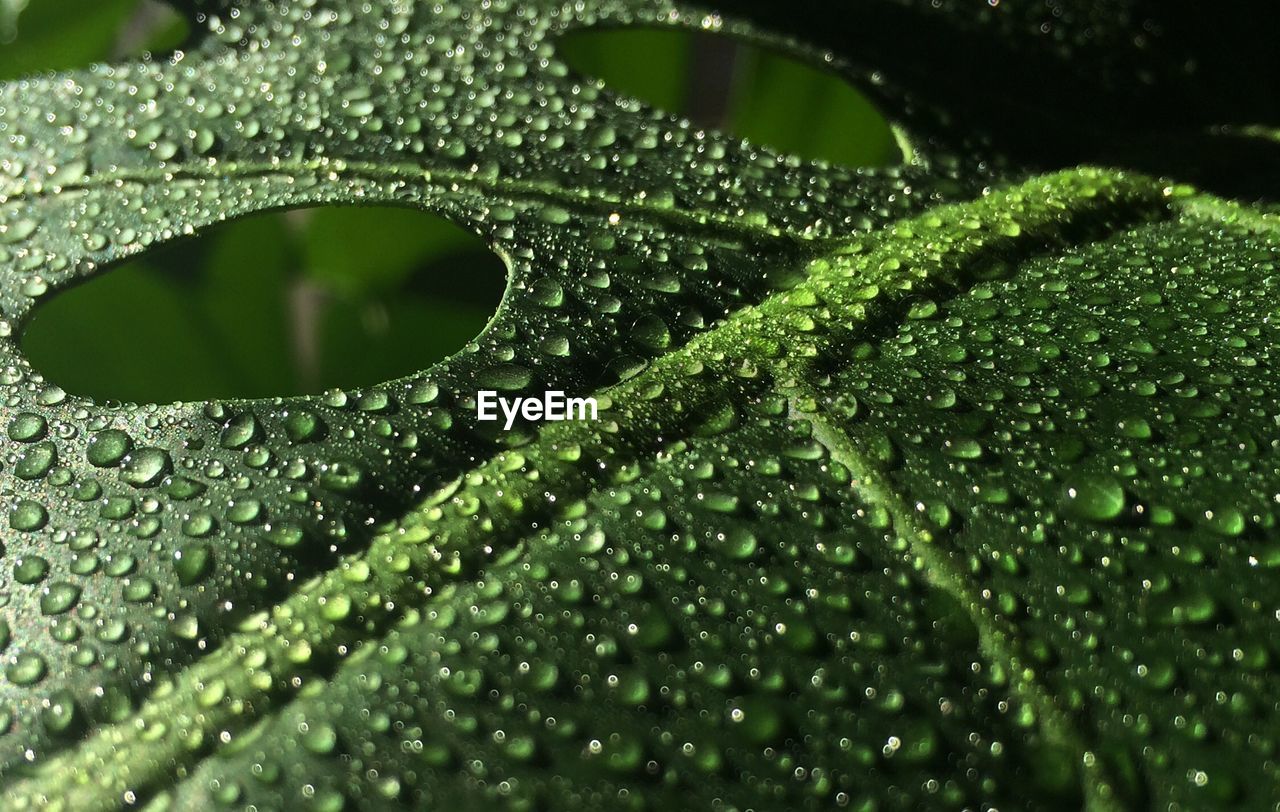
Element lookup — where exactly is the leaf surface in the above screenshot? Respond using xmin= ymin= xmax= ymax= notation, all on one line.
xmin=0 ymin=1 xmax=1276 ymax=810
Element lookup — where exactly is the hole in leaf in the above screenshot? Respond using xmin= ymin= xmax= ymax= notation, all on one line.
xmin=0 ymin=0 xmax=190 ymax=81
xmin=558 ymin=27 xmax=901 ymax=168
xmin=23 ymin=207 xmax=508 ymax=403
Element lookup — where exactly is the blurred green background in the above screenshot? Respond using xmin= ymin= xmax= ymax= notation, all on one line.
xmin=558 ymin=28 xmax=898 ymax=169
xmin=6 ymin=1 xmax=896 ymax=403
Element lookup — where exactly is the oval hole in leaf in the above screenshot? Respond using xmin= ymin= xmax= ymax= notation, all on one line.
xmin=0 ymin=0 xmax=190 ymax=81
xmin=557 ymin=27 xmax=901 ymax=168
xmin=22 ymin=207 xmax=509 ymax=403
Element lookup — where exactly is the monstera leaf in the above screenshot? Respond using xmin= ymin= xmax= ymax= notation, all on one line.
xmin=0 ymin=1 xmax=1276 ymax=809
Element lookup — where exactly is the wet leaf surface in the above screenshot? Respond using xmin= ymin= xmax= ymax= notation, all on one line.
xmin=0 ymin=1 xmax=1275 ymax=809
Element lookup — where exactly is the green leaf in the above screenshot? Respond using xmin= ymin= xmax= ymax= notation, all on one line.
xmin=0 ymin=2 xmax=1276 ymax=810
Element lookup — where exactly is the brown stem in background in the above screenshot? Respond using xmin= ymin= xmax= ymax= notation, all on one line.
xmin=686 ymin=32 xmax=742 ymax=131
xmin=112 ymin=0 xmax=179 ymax=58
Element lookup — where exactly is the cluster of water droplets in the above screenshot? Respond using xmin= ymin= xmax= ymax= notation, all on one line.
xmin=0 ymin=0 xmax=980 ymax=783
xmin=823 ymin=207 xmax=1280 ymax=806
xmin=0 ymin=0 xmax=1272 ymax=809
